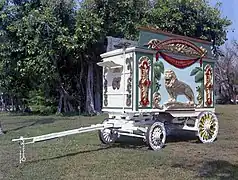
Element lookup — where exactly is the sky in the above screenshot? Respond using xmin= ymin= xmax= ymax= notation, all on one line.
xmin=210 ymin=0 xmax=238 ymax=44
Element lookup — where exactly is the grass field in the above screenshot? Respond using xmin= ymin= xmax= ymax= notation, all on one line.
xmin=0 ymin=105 xmax=238 ymax=180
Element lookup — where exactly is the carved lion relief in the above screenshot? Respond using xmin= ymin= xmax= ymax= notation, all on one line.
xmin=164 ymin=69 xmax=195 ymax=106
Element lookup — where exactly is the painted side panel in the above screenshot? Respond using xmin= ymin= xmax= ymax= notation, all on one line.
xmin=158 ymin=57 xmax=202 ymax=106
xmin=102 ymin=52 xmax=134 ymax=109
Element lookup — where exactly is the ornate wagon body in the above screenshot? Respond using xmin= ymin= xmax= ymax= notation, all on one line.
xmin=12 ymin=27 xmax=219 ymax=163
xmin=97 ymin=27 xmax=218 ymax=150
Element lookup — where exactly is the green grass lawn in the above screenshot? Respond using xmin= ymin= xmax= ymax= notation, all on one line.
xmin=0 ymin=105 xmax=238 ymax=180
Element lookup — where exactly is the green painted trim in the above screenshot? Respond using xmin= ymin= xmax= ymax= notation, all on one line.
xmin=131 ymin=54 xmax=134 ymax=110
xmin=103 ymin=107 xmax=132 ymax=109
xmin=136 ymin=53 xmax=139 ymax=111
xmin=201 ymin=62 xmax=204 ymax=108
xmin=211 ymin=62 xmax=215 ymax=108
xmin=150 ymin=54 xmax=154 ymax=108
xmin=138 ymin=107 xmax=153 ymax=109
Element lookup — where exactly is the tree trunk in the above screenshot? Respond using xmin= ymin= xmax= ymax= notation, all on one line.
xmin=94 ymin=65 xmax=101 ymax=112
xmin=11 ymin=97 xmax=14 ymax=111
xmin=63 ymin=95 xmax=68 ymax=112
xmin=57 ymin=84 xmax=75 ymax=113
xmin=76 ymin=58 xmax=85 ymax=114
xmin=57 ymin=92 xmax=63 ymax=113
xmin=86 ymin=63 xmax=95 ymax=115
xmin=0 ymin=94 xmax=6 ymax=112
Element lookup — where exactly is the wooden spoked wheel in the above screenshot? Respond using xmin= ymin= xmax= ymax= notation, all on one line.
xmin=146 ymin=122 xmax=166 ymax=150
xmin=98 ymin=119 xmax=118 ymax=144
xmin=197 ymin=111 xmax=219 ymax=143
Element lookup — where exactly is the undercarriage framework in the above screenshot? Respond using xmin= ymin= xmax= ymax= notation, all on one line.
xmin=12 ymin=110 xmax=219 ymax=164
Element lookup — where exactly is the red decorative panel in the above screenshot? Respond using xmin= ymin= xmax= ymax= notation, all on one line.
xmin=139 ymin=56 xmax=151 ymax=106
xmin=148 ymin=38 xmax=207 ymax=69
xmin=204 ymin=64 xmax=213 ymax=106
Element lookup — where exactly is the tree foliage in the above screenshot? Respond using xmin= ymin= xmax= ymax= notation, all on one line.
xmin=146 ymin=0 xmax=231 ymax=45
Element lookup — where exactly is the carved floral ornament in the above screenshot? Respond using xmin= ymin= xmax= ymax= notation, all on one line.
xmin=126 ymin=57 xmax=133 ymax=106
xmin=139 ymin=56 xmax=151 ymax=107
xmin=148 ymin=39 xmax=207 ymax=57
xmin=103 ymin=67 xmax=108 ymax=106
xmin=204 ymin=64 xmax=213 ymax=106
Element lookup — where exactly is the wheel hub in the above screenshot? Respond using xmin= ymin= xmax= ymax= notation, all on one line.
xmin=103 ymin=128 xmax=111 ymax=134
xmin=153 ymin=128 xmax=162 ymax=140
xmin=204 ymin=120 xmax=211 ymax=131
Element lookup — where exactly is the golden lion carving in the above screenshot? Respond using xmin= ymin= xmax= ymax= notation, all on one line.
xmin=164 ymin=69 xmax=195 ymax=105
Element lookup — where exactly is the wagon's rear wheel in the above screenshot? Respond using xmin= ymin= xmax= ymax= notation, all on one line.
xmin=98 ymin=119 xmax=118 ymax=144
xmin=146 ymin=122 xmax=166 ymax=150
xmin=197 ymin=111 xmax=219 ymax=143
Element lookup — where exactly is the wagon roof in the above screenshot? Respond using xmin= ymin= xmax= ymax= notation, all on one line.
xmin=138 ymin=26 xmax=213 ymax=45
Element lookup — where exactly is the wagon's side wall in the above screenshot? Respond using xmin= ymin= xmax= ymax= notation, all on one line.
xmin=102 ymin=50 xmax=135 ymax=111
xmin=134 ymin=48 xmax=216 ymax=110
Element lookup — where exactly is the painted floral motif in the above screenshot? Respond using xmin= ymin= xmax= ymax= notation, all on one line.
xmin=139 ymin=56 xmax=151 ymax=107
xmin=190 ymin=67 xmax=204 ymax=107
xmin=152 ymin=57 xmax=164 ymax=109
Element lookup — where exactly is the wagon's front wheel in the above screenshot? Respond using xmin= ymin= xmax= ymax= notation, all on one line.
xmin=98 ymin=119 xmax=118 ymax=144
xmin=197 ymin=111 xmax=219 ymax=143
xmin=146 ymin=122 xmax=166 ymax=150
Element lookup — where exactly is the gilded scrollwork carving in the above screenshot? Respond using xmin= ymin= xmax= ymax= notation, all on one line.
xmin=204 ymin=64 xmax=213 ymax=106
xmin=139 ymin=56 xmax=151 ymax=107
xmin=148 ymin=39 xmax=207 ymax=57
xmin=152 ymin=92 xmax=162 ymax=109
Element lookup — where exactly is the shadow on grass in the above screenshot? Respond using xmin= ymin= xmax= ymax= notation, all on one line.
xmin=25 ymin=131 xmax=205 ymax=164
xmin=28 ymin=145 xmax=114 ymax=164
xmin=166 ymin=129 xmax=200 ymax=143
xmin=171 ymin=160 xmax=238 ymax=180
xmin=197 ymin=160 xmax=238 ymax=180
xmin=3 ymin=118 xmax=55 ymax=134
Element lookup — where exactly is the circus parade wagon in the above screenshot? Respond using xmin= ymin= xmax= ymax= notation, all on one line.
xmin=12 ymin=27 xmax=219 ymax=163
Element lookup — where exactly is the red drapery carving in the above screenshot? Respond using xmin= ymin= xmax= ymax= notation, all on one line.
xmin=156 ymin=51 xmax=202 ymax=69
